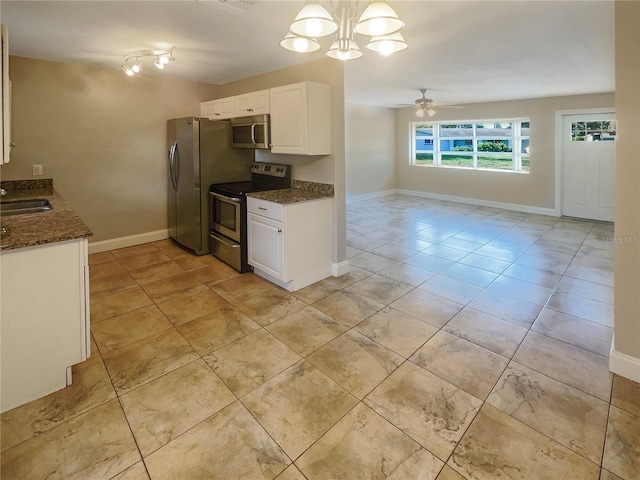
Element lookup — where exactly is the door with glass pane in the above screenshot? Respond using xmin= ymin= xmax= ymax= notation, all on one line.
xmin=561 ymin=113 xmax=616 ymax=222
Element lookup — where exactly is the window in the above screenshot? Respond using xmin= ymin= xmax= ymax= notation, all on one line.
xmin=571 ymin=120 xmax=616 ymax=142
xmin=412 ymin=119 xmax=530 ymax=172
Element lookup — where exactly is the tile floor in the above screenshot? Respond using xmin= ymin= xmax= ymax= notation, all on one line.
xmin=2 ymin=194 xmax=639 ymax=480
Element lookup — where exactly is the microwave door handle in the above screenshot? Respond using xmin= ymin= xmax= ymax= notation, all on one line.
xmin=250 ymin=124 xmax=256 ymax=145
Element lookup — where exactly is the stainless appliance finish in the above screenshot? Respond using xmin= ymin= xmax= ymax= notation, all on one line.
xmin=167 ymin=117 xmax=254 ymax=255
xmin=231 ymin=114 xmax=270 ymax=149
xmin=209 ymin=162 xmax=291 ymax=272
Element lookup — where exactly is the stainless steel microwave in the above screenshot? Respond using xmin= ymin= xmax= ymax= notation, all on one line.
xmin=231 ymin=114 xmax=270 ymax=149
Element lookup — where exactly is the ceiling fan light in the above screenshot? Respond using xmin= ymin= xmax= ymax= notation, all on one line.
xmin=326 ymin=39 xmax=363 ymax=60
xmin=366 ymin=32 xmax=407 ymax=56
xmin=415 ymin=107 xmax=425 ymax=118
xmin=355 ymin=2 xmax=404 ymax=36
xmin=289 ymin=3 xmax=338 ymax=38
xmin=426 ymin=107 xmax=436 ymax=117
xmin=280 ymin=32 xmax=320 ymax=53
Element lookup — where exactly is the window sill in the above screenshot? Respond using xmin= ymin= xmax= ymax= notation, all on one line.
xmin=411 ymin=164 xmax=530 ymax=174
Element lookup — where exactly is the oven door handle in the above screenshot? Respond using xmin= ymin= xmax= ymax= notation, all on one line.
xmin=211 ymin=232 xmax=241 ymax=248
xmin=209 ymin=191 xmax=241 ymax=203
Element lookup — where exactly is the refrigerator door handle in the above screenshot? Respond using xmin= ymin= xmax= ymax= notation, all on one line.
xmin=169 ymin=141 xmax=178 ymax=191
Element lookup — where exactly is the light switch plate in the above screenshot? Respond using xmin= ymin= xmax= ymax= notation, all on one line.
xmin=32 ymin=164 xmax=43 ymax=176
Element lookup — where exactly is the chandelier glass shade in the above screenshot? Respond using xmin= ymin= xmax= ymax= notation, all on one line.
xmin=366 ymin=32 xmax=407 ymax=56
xmin=121 ymin=47 xmax=175 ymax=76
xmin=281 ymin=1 xmax=407 ymax=61
xmin=280 ymin=33 xmax=321 ymax=53
xmin=289 ymin=3 xmax=338 ymax=38
xmin=354 ymin=1 xmax=404 ymax=36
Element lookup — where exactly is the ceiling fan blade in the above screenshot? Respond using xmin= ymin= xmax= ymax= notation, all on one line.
xmin=433 ymin=105 xmax=463 ymax=109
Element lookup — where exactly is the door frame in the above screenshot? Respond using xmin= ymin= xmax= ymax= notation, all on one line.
xmin=554 ymin=107 xmax=616 ymax=218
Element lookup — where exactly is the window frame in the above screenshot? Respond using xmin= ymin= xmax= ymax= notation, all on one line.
xmin=411 ymin=118 xmax=531 ymax=173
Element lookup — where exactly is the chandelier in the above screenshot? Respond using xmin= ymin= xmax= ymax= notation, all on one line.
xmin=122 ymin=47 xmax=175 ymax=76
xmin=280 ymin=1 xmax=407 ymax=61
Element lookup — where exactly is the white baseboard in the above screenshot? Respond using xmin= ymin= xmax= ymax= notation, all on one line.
xmin=347 ymin=189 xmax=399 ymax=205
xmin=88 ymin=229 xmax=169 ymax=254
xmin=332 ymin=260 xmax=350 ymax=277
xmin=396 ymin=189 xmax=561 ymax=217
xmin=610 ymin=341 xmax=640 ymax=383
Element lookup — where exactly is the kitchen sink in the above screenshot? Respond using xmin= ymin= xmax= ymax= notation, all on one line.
xmin=0 ymin=199 xmax=53 ymax=216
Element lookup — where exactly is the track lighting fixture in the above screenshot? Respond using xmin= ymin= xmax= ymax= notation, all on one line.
xmin=281 ymin=1 xmax=407 ymax=61
xmin=121 ymin=47 xmax=175 ymax=76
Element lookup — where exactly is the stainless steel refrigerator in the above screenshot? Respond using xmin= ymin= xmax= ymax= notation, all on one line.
xmin=167 ymin=117 xmax=254 ymax=255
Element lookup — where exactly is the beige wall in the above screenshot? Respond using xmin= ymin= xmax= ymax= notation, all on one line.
xmin=613 ymin=1 xmax=640 ymax=376
xmin=218 ymin=58 xmax=347 ymax=264
xmin=1 ymin=56 xmax=218 ymax=242
xmin=345 ymin=103 xmax=395 ymax=199
xmin=395 ymin=93 xmax=614 ymax=210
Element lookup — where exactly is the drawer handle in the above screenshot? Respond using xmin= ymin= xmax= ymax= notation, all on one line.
xmin=258 ymin=207 xmax=267 ymax=211
xmin=278 ymin=229 xmax=282 ymax=233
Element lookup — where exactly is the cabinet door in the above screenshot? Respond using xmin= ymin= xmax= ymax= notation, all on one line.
xmin=200 ymin=100 xmax=218 ymax=119
xmin=218 ymin=97 xmax=237 ymax=119
xmin=247 ymin=213 xmax=285 ymax=280
xmin=270 ymin=83 xmax=308 ymax=154
xmin=237 ymin=90 xmax=270 ymax=115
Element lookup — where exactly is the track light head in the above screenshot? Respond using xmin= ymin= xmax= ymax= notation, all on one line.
xmin=121 ymin=47 xmax=175 ymax=76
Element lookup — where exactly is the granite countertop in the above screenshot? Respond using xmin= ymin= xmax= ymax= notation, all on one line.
xmin=247 ymin=180 xmax=334 ymax=204
xmin=1 ymin=179 xmax=93 ymax=251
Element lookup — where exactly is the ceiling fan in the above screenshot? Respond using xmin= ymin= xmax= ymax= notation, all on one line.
xmin=410 ymin=89 xmax=462 ymax=118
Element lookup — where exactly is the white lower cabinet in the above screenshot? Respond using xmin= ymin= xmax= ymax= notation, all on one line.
xmin=247 ymin=196 xmax=332 ymax=291
xmin=0 ymin=238 xmax=90 ymax=412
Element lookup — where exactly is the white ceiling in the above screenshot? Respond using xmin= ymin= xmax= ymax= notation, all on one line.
xmin=1 ymin=1 xmax=615 ymax=108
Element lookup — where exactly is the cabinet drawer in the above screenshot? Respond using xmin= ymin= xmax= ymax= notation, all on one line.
xmin=247 ymin=197 xmax=284 ymax=221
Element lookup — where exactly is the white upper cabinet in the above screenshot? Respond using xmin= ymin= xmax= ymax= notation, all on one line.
xmin=269 ymin=81 xmax=331 ymax=155
xmin=217 ymin=97 xmax=237 ymax=119
xmin=201 ymin=96 xmax=237 ymax=120
xmin=200 ymin=82 xmax=332 ymax=155
xmin=201 ymin=90 xmax=269 ymax=121
xmin=1 ymin=24 xmax=11 ymax=164
xmin=235 ymin=89 xmax=270 ymax=116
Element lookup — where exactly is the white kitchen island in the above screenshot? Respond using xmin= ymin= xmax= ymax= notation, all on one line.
xmin=1 ymin=179 xmax=92 ymax=413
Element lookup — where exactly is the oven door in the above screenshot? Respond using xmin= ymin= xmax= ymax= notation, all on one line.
xmin=209 ymin=191 xmax=241 ymax=242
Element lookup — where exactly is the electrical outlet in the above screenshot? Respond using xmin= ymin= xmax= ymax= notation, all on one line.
xmin=32 ymin=164 xmax=43 ymax=176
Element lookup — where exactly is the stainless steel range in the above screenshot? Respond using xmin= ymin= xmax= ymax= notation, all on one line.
xmin=209 ymin=162 xmax=291 ymax=272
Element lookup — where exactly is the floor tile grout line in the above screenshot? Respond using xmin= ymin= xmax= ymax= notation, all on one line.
xmin=483 ymin=358 xmax=611 ymax=468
